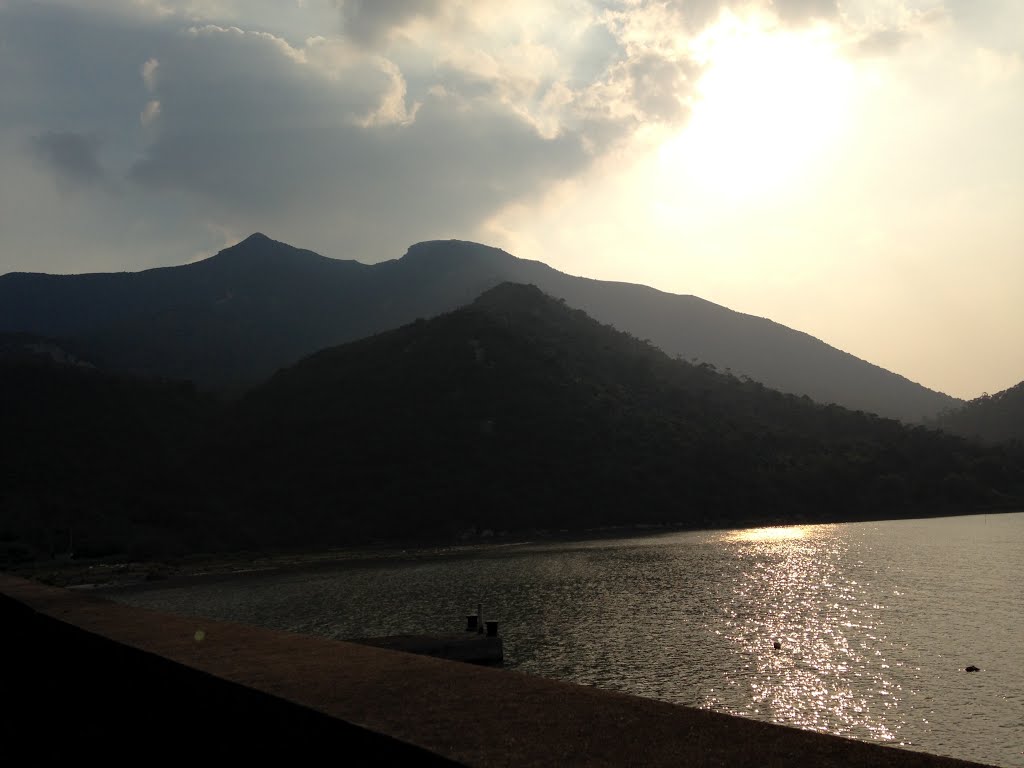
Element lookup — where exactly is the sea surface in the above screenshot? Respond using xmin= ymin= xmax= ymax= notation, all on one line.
xmin=111 ymin=512 xmax=1024 ymax=767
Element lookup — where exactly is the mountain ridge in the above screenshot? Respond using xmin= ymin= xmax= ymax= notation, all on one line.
xmin=0 ymin=233 xmax=961 ymax=420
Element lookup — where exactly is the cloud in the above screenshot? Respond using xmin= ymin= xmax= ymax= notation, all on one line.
xmin=628 ymin=53 xmax=698 ymax=122
xmin=141 ymin=57 xmax=159 ymax=90
xmin=118 ymin=20 xmax=593 ymax=256
xmin=29 ymin=131 xmax=105 ymax=186
xmin=335 ymin=0 xmax=445 ymax=45
xmin=0 ymin=0 xmax=976 ymax=273
xmin=140 ymin=100 xmax=162 ymax=125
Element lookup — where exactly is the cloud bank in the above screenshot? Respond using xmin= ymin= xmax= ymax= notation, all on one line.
xmin=1 ymin=0 xmax=931 ymax=267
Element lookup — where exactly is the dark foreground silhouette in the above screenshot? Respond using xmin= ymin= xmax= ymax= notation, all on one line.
xmin=0 ymin=592 xmax=460 ymax=763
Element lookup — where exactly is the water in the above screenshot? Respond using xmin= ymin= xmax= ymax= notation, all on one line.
xmin=111 ymin=513 xmax=1024 ymax=766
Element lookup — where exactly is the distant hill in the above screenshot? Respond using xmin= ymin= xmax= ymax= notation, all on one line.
xmin=933 ymin=381 xmax=1024 ymax=443
xmin=0 ymin=233 xmax=960 ymax=421
xmin=1 ymin=283 xmax=1020 ymax=561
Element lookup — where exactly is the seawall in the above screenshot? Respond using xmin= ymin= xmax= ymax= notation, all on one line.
xmin=0 ymin=574 xmax=995 ymax=766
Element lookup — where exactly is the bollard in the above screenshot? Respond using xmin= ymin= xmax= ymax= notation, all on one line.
xmin=485 ymin=620 xmax=499 ymax=638
xmin=466 ymin=614 xmax=479 ymax=632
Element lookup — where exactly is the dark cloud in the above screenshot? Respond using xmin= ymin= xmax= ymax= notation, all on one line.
xmin=0 ymin=0 xmax=918 ymax=274
xmin=335 ymin=0 xmax=444 ymax=44
xmin=30 ymin=131 xmax=104 ymax=186
xmin=0 ymin=3 xmax=603 ymax=262
xmin=126 ymin=23 xmax=591 ymax=256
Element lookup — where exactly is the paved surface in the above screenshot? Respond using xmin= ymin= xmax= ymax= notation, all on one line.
xmin=352 ymin=632 xmax=504 ymax=664
xmin=0 ymin=574 xmax=994 ymax=767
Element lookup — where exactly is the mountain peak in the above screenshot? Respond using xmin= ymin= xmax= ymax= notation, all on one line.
xmin=471 ymin=282 xmax=549 ymax=311
xmin=205 ymin=232 xmax=331 ymax=269
xmin=400 ymin=239 xmax=516 ymax=268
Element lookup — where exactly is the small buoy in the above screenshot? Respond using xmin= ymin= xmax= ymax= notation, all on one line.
xmin=965 ymin=665 xmax=980 ymax=672
xmin=773 ymin=641 xmax=781 ymax=650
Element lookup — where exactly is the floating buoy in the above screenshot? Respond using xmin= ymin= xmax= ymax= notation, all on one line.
xmin=965 ymin=665 xmax=980 ymax=672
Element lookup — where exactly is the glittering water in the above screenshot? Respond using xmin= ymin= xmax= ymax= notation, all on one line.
xmin=112 ymin=513 xmax=1024 ymax=766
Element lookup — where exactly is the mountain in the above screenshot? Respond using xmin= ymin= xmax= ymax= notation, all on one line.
xmin=0 ymin=353 xmax=212 ymax=562
xmin=933 ymin=381 xmax=1024 ymax=443
xmin=0 ymin=332 xmax=96 ymax=369
xmin=224 ymin=283 xmax=1020 ymax=543
xmin=0 ymin=234 xmax=375 ymax=387
xmin=2 ymin=283 xmax=1020 ymax=561
xmin=0 ymin=233 xmax=959 ymax=420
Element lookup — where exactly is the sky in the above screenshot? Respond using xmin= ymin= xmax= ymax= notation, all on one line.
xmin=0 ymin=0 xmax=1021 ymax=399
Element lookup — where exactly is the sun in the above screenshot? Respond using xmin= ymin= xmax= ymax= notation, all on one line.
xmin=660 ymin=14 xmax=854 ymax=201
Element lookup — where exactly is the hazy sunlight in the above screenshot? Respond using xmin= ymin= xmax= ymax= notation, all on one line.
xmin=660 ymin=15 xmax=854 ymax=201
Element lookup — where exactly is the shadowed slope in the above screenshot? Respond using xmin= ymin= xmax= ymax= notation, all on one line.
xmin=225 ymin=283 xmax=1020 ymax=542
xmin=934 ymin=380 xmax=1024 ymax=443
xmin=1 ymin=283 xmax=1020 ymax=559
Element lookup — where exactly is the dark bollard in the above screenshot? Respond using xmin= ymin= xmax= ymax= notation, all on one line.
xmin=485 ymin=620 xmax=499 ymax=638
xmin=466 ymin=614 xmax=479 ymax=632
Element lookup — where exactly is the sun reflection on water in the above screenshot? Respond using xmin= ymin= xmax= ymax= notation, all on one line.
xmin=708 ymin=523 xmax=901 ymax=744
xmin=115 ymin=514 xmax=1024 ymax=766
xmin=728 ymin=525 xmax=807 ymax=542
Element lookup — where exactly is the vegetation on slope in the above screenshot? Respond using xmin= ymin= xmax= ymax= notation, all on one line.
xmin=222 ymin=284 xmax=1021 ymax=545
xmin=0 ymin=355 xmax=213 ymax=562
xmin=2 ymin=285 xmax=1021 ymax=563
xmin=933 ymin=381 xmax=1024 ymax=444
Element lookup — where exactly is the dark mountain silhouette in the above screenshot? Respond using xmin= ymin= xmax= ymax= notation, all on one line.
xmin=0 ymin=233 xmax=959 ymax=420
xmin=223 ymin=284 xmax=1020 ymax=545
xmin=0 ymin=332 xmax=96 ymax=369
xmin=2 ymin=283 xmax=1020 ymax=561
xmin=0 ymin=354 xmax=212 ymax=562
xmin=933 ymin=381 xmax=1024 ymax=443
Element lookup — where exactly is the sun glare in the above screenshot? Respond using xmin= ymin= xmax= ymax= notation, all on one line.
xmin=729 ymin=526 xmax=807 ymax=543
xmin=660 ymin=15 xmax=854 ymax=201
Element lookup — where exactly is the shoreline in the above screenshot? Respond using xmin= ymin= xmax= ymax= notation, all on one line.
xmin=9 ymin=507 xmax=1021 ymax=593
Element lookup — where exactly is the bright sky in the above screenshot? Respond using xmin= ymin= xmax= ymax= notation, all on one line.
xmin=0 ymin=1 xmax=1021 ymax=399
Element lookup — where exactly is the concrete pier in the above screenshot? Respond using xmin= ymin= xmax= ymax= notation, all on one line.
xmin=353 ymin=633 xmax=503 ymax=664
xmin=0 ymin=575 xmax=994 ymax=767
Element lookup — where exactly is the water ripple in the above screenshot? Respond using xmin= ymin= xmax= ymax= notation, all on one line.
xmin=113 ymin=513 xmax=1024 ymax=767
